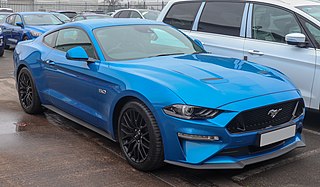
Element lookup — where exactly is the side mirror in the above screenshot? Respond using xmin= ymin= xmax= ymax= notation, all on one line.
xmin=285 ymin=33 xmax=306 ymax=47
xmin=16 ymin=22 xmax=24 ymax=28
xmin=194 ymin=39 xmax=204 ymax=49
xmin=66 ymin=46 xmax=89 ymax=61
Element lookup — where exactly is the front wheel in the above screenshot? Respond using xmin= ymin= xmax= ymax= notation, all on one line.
xmin=118 ymin=100 xmax=164 ymax=171
xmin=0 ymin=47 xmax=4 ymax=57
xmin=17 ymin=68 xmax=42 ymax=114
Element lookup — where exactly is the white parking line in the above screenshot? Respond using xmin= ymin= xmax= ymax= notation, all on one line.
xmin=304 ymin=128 xmax=320 ymax=136
xmin=232 ymin=148 xmax=320 ymax=182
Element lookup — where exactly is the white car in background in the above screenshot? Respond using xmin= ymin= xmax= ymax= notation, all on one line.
xmin=113 ymin=9 xmax=160 ymax=20
xmin=158 ymin=0 xmax=320 ymax=110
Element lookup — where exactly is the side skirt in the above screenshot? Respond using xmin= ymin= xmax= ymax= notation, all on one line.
xmin=43 ymin=105 xmax=116 ymax=142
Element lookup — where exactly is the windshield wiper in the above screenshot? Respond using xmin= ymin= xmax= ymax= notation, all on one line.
xmin=154 ymin=52 xmax=186 ymax=57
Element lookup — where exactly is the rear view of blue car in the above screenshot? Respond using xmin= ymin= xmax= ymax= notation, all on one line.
xmin=2 ymin=12 xmax=63 ymax=49
xmin=13 ymin=19 xmax=305 ymax=171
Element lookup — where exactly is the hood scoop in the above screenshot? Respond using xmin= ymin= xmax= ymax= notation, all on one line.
xmin=201 ymin=77 xmax=228 ymax=84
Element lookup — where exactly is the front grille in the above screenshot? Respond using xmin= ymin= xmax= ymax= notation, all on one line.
xmin=227 ymin=99 xmax=304 ymax=134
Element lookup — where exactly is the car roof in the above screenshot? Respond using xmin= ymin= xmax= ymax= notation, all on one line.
xmin=17 ymin=12 xmax=56 ymax=15
xmin=166 ymin=0 xmax=320 ymax=7
xmin=65 ymin=18 xmax=166 ymax=29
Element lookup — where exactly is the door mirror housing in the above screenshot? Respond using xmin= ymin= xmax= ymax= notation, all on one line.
xmin=16 ymin=22 xmax=24 ymax=28
xmin=66 ymin=46 xmax=89 ymax=61
xmin=194 ymin=39 xmax=204 ymax=50
xmin=285 ymin=33 xmax=306 ymax=47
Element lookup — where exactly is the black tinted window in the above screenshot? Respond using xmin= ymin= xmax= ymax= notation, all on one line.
xmin=56 ymin=28 xmax=97 ymax=59
xmin=130 ymin=11 xmax=142 ymax=18
xmin=164 ymin=2 xmax=201 ymax=30
xmin=118 ymin=11 xmax=130 ymax=18
xmin=43 ymin=31 xmax=58 ymax=48
xmin=198 ymin=2 xmax=245 ymax=36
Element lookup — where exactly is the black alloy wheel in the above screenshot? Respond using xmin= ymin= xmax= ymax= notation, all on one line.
xmin=118 ymin=100 xmax=164 ymax=171
xmin=18 ymin=68 xmax=42 ymax=114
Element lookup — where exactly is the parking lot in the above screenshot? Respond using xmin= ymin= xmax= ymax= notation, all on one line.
xmin=0 ymin=49 xmax=320 ymax=187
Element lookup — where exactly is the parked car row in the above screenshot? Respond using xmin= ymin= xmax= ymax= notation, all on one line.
xmin=159 ymin=0 xmax=320 ymax=111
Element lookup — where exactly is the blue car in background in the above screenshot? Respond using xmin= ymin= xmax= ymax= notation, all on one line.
xmin=0 ymin=12 xmax=10 ymax=56
xmin=13 ymin=19 xmax=305 ymax=171
xmin=2 ymin=12 xmax=63 ymax=49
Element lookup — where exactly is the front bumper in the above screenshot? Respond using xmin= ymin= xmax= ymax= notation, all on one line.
xmin=165 ymin=136 xmax=305 ymax=169
xmin=155 ymin=90 xmax=305 ymax=169
xmin=0 ymin=35 xmax=4 ymax=48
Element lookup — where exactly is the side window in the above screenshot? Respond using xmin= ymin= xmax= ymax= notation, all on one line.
xmin=130 ymin=11 xmax=142 ymax=19
xmin=305 ymin=22 xmax=320 ymax=48
xmin=163 ymin=2 xmax=202 ymax=30
xmin=6 ymin=15 xmax=15 ymax=25
xmin=118 ymin=11 xmax=130 ymax=18
xmin=43 ymin=31 xmax=58 ymax=48
xmin=252 ymin=4 xmax=302 ymax=43
xmin=14 ymin=15 xmax=22 ymax=25
xmin=55 ymin=28 xmax=97 ymax=59
xmin=198 ymin=2 xmax=245 ymax=37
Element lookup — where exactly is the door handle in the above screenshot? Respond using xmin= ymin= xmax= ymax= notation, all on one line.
xmin=248 ymin=50 xmax=264 ymax=56
xmin=44 ymin=60 xmax=55 ymax=65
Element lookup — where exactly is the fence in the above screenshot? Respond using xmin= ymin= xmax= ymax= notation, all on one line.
xmin=0 ymin=1 xmax=167 ymax=13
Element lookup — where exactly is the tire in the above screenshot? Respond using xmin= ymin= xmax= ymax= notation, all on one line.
xmin=118 ymin=100 xmax=164 ymax=171
xmin=4 ymin=40 xmax=10 ymax=50
xmin=0 ymin=47 xmax=4 ymax=57
xmin=17 ymin=67 xmax=42 ymax=114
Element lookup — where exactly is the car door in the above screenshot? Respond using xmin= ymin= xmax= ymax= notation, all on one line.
xmin=2 ymin=15 xmax=15 ymax=46
xmin=297 ymin=18 xmax=320 ymax=110
xmin=188 ymin=1 xmax=248 ymax=59
xmin=44 ymin=28 xmax=103 ymax=127
xmin=243 ymin=3 xmax=316 ymax=108
xmin=12 ymin=14 xmax=24 ymax=44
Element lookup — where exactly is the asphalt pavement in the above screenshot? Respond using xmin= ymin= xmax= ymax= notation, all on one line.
xmin=0 ymin=50 xmax=320 ymax=187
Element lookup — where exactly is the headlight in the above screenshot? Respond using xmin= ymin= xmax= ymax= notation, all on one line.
xmin=30 ymin=31 xmax=42 ymax=37
xmin=163 ymin=104 xmax=220 ymax=119
xmin=0 ymin=27 xmax=2 ymax=34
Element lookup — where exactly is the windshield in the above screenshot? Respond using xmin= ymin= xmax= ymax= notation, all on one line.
xmin=0 ymin=14 xmax=8 ymax=24
xmin=54 ymin=13 xmax=70 ymax=22
xmin=23 ymin=14 xmax=63 ymax=25
xmin=94 ymin=25 xmax=205 ymax=61
xmin=297 ymin=5 xmax=320 ymax=22
xmin=140 ymin=10 xmax=160 ymax=20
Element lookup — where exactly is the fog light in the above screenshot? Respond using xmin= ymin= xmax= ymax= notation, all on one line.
xmin=178 ymin=133 xmax=220 ymax=141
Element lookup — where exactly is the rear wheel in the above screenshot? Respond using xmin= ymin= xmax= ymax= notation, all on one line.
xmin=118 ymin=100 xmax=164 ymax=171
xmin=0 ymin=47 xmax=4 ymax=57
xmin=17 ymin=68 xmax=42 ymax=114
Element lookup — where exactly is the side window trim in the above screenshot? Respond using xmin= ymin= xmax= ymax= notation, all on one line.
xmin=296 ymin=15 xmax=319 ymax=49
xmin=192 ymin=2 xmax=205 ymax=31
xmin=240 ymin=3 xmax=250 ymax=37
xmin=246 ymin=3 xmax=253 ymax=38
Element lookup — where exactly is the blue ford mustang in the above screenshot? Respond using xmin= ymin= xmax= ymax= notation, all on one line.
xmin=13 ymin=19 xmax=305 ymax=171
xmin=2 ymin=12 xmax=63 ymax=49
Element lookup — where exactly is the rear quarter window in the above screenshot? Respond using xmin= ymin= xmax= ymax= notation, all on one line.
xmin=163 ymin=2 xmax=202 ymax=30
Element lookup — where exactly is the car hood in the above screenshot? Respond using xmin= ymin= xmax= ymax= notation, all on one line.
xmin=25 ymin=25 xmax=58 ymax=33
xmin=112 ymin=54 xmax=298 ymax=109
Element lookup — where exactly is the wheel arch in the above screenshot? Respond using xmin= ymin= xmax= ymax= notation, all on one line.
xmin=110 ymin=91 xmax=162 ymax=142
